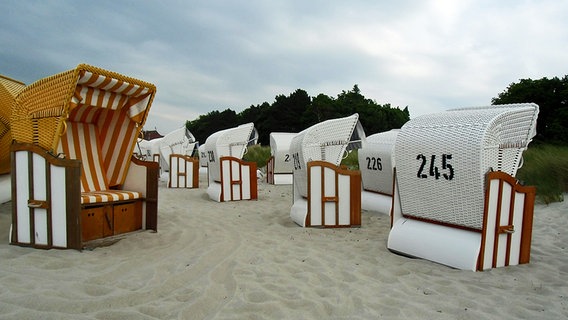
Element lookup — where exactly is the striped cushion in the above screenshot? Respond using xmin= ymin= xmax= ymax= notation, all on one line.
xmin=81 ymin=190 xmax=141 ymax=204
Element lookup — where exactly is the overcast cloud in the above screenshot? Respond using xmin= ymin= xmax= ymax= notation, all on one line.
xmin=1 ymin=0 xmax=566 ymax=134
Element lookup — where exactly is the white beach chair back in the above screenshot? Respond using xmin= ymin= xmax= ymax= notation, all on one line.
xmin=202 ymin=122 xmax=256 ymax=182
xmin=394 ymin=103 xmax=539 ymax=231
xmin=269 ymin=132 xmax=297 ymax=174
xmin=358 ymin=129 xmax=399 ymax=196
xmin=198 ymin=144 xmax=208 ymax=167
xmin=290 ymin=114 xmax=365 ymax=198
xmin=159 ymin=127 xmax=198 ymax=171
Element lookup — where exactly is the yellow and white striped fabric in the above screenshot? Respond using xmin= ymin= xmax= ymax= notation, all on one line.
xmin=60 ymin=121 xmax=108 ymax=192
xmin=80 ymin=190 xmax=141 ymax=205
xmin=59 ymin=120 xmax=141 ymax=204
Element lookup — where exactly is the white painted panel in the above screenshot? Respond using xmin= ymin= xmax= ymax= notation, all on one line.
xmin=15 ymin=151 xmax=30 ymax=243
xmin=496 ymin=184 xmax=513 ymax=268
xmin=309 ymin=166 xmax=322 ymax=226
xmin=509 ymin=192 xmax=526 ymax=265
xmin=241 ymin=165 xmax=251 ymax=200
xmin=324 ymin=202 xmax=335 ymax=226
xmin=186 ymin=161 xmax=194 ymax=187
xmin=32 ymin=153 xmax=47 ymax=200
xmin=170 ymin=158 xmax=179 ymax=188
xmin=50 ymin=165 xmax=67 ymax=247
xmin=221 ymin=159 xmax=232 ymax=201
xmin=338 ymin=175 xmax=351 ymax=225
xmin=230 ymin=160 xmax=241 ymax=200
xmin=323 ymin=167 xmax=335 ymax=198
xmin=34 ymin=209 xmax=48 ymax=245
xmin=483 ymin=179 xmax=500 ymax=270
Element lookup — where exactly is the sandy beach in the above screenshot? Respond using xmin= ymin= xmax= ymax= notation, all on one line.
xmin=0 ymin=174 xmax=567 ymax=319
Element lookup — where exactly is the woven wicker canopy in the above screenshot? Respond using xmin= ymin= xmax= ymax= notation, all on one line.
xmin=0 ymin=74 xmax=25 ymax=174
xmin=11 ymin=64 xmax=156 ymax=153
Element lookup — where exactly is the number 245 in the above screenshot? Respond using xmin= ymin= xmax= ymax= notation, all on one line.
xmin=416 ymin=154 xmax=454 ymax=180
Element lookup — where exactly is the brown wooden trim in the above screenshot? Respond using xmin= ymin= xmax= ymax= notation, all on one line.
xmin=519 ymin=184 xmax=536 ymax=264
xmin=307 ymin=161 xmax=361 ymax=228
xmin=11 ymin=142 xmax=81 ymax=168
xmin=266 ymin=156 xmax=275 ymax=184
xmin=219 ymin=156 xmax=257 ymax=201
xmin=249 ymin=161 xmax=258 ymax=200
xmin=10 ymin=147 xmax=18 ymax=244
xmin=477 ymin=171 xmax=536 ymax=270
xmin=390 ymin=169 xmax=397 ymax=228
xmin=350 ymin=170 xmax=362 ymax=226
xmin=66 ymin=164 xmax=82 ymax=250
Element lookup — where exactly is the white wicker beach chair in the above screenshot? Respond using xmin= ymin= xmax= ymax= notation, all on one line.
xmin=289 ymin=114 xmax=366 ymax=227
xmin=158 ymin=127 xmax=199 ymax=188
xmin=202 ymin=123 xmax=258 ymax=202
xmin=10 ymin=64 xmax=158 ymax=249
xmin=266 ymin=132 xmax=296 ymax=185
xmin=388 ymin=103 xmax=539 ymax=270
xmin=358 ymin=129 xmax=399 ymax=214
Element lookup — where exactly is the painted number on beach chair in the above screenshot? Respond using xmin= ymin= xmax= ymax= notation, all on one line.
xmin=208 ymin=150 xmax=215 ymax=162
xmin=284 ymin=154 xmax=291 ymax=162
xmin=292 ymin=152 xmax=301 ymax=169
xmin=365 ymin=156 xmax=382 ymax=171
xmin=416 ymin=154 xmax=454 ymax=180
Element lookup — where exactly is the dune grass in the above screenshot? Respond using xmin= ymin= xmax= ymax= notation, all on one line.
xmin=516 ymin=144 xmax=568 ymax=204
xmin=243 ymin=144 xmax=272 ymax=169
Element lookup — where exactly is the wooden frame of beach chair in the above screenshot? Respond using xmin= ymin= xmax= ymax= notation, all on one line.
xmin=358 ymin=129 xmax=399 ymax=215
xmin=203 ymin=123 xmax=258 ymax=202
xmin=10 ymin=64 xmax=158 ymax=250
xmin=169 ymin=154 xmax=199 ymax=188
xmin=387 ymin=103 xmax=539 ymax=271
xmin=289 ymin=114 xmax=366 ymax=227
xmin=266 ymin=132 xmax=296 ymax=185
xmin=159 ymin=127 xmax=199 ymax=189
xmin=0 ymin=74 xmax=26 ymax=203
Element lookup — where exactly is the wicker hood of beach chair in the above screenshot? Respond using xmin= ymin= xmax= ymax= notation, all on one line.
xmin=12 ymin=64 xmax=155 ymax=152
xmin=290 ymin=113 xmax=366 ymax=198
xmin=0 ymin=74 xmax=25 ymax=175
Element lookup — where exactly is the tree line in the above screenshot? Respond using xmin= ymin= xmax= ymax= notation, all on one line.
xmin=186 ymin=85 xmax=410 ymax=146
xmin=186 ymin=77 xmax=568 ymax=146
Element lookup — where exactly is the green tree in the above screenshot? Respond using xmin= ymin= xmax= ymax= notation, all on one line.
xmin=492 ymin=76 xmax=568 ymax=145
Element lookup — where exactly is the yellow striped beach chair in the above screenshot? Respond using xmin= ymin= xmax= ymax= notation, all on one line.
xmin=10 ymin=64 xmax=158 ymax=249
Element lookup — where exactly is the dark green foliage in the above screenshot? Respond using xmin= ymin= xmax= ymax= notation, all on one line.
xmin=492 ymin=76 xmax=568 ymax=145
xmin=185 ymin=84 xmax=410 ymax=145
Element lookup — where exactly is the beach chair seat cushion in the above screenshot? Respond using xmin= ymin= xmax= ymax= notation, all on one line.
xmin=81 ymin=190 xmax=142 ymax=205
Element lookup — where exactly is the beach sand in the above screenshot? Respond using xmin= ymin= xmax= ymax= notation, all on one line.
xmin=0 ymin=175 xmax=567 ymax=319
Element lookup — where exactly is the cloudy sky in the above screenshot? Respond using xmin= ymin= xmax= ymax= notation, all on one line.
xmin=1 ymin=0 xmax=567 ymax=134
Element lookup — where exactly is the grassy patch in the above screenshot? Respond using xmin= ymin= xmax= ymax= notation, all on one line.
xmin=243 ymin=144 xmax=271 ymax=168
